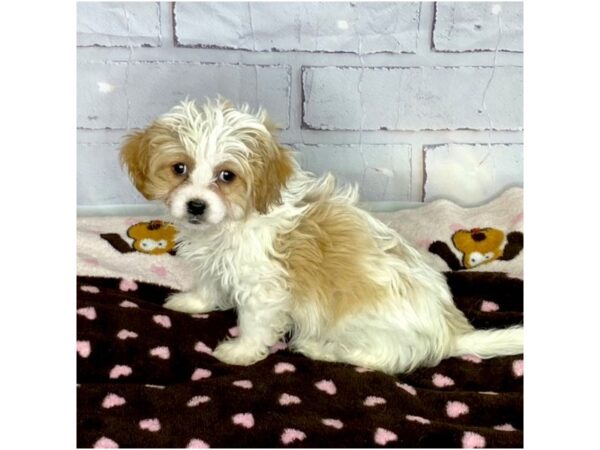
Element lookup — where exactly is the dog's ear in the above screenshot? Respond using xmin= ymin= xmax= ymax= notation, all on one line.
xmin=250 ymin=120 xmax=295 ymax=214
xmin=120 ymin=129 xmax=154 ymax=199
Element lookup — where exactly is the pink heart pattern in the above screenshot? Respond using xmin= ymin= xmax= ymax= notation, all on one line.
xmin=322 ymin=418 xmax=343 ymax=429
xmin=432 ymin=373 xmax=455 ymax=388
xmin=446 ymin=401 xmax=470 ymax=418
xmin=462 ymin=431 xmax=486 ymax=448
xmin=109 ymin=365 xmax=132 ymax=379
xmin=194 ymin=341 xmax=213 ymax=354
xmin=232 ymin=380 xmax=253 ymax=389
xmin=102 ymin=393 xmax=126 ymax=409
xmin=374 ymin=427 xmax=397 ymax=446
xmin=93 ymin=436 xmax=119 ymax=448
xmin=461 ymin=355 xmax=482 ymax=363
xmin=149 ymin=346 xmax=170 ymax=359
xmin=187 ymin=395 xmax=211 ymax=407
xmin=150 ymin=265 xmax=168 ymax=277
xmin=364 ymin=396 xmax=386 ymax=406
xmin=153 ymin=314 xmax=172 ymax=328
xmin=119 ymin=278 xmax=138 ymax=292
xmin=187 ymin=438 xmax=210 ymax=448
xmin=315 ymin=379 xmax=337 ymax=395
xmin=396 ymin=382 xmax=417 ymax=396
xmin=274 ymin=362 xmax=296 ymax=374
xmin=77 ymin=307 xmax=96 ymax=320
xmin=270 ymin=341 xmax=288 ymax=353
xmin=480 ymin=300 xmax=500 ymax=312
xmin=512 ymin=359 xmax=524 ymax=377
xmin=139 ymin=418 xmax=161 ymax=432
xmin=232 ymin=412 xmax=255 ymax=429
xmin=191 ymin=368 xmax=212 ymax=381
xmin=116 ymin=329 xmax=138 ymax=340
xmin=77 ymin=340 xmax=91 ymax=358
xmin=119 ymin=300 xmax=138 ymax=308
xmin=406 ymin=415 xmax=431 ymax=424
xmin=80 ymin=285 xmax=100 ymax=294
xmin=228 ymin=326 xmax=240 ymax=337
xmin=279 ymin=393 xmax=301 ymax=405
xmin=281 ymin=428 xmax=306 ymax=445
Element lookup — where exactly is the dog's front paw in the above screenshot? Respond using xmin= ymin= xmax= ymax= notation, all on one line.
xmin=163 ymin=291 xmax=215 ymax=314
xmin=212 ymin=339 xmax=268 ymax=366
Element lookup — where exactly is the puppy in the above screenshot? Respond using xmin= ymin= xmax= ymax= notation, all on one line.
xmin=121 ymin=98 xmax=523 ymax=374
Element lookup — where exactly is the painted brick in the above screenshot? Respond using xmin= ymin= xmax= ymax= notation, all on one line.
xmin=174 ymin=2 xmax=420 ymax=54
xmin=77 ymin=2 xmax=161 ymax=47
xmin=302 ymin=66 xmax=522 ymax=131
xmin=294 ymin=144 xmax=412 ymax=202
xmin=77 ymin=62 xmax=291 ymax=129
xmin=433 ymin=2 xmax=523 ymax=52
xmin=78 ymin=142 xmax=144 ymax=205
xmin=424 ymin=143 xmax=523 ymax=206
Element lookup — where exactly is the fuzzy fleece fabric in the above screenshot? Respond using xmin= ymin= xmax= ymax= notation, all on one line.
xmin=77 ymin=188 xmax=523 ymax=448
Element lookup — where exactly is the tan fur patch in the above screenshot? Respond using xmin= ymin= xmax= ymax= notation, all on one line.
xmin=120 ymin=123 xmax=193 ymax=200
xmin=275 ymin=200 xmax=390 ymax=324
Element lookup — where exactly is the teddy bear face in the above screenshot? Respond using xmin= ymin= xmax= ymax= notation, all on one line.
xmin=451 ymin=227 xmax=506 ymax=269
xmin=127 ymin=220 xmax=177 ymax=255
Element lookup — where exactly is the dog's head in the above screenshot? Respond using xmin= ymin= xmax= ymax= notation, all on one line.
xmin=120 ymin=98 xmax=295 ymax=230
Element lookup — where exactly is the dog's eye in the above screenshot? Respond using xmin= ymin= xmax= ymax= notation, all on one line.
xmin=172 ymin=163 xmax=187 ymax=176
xmin=218 ymin=170 xmax=236 ymax=183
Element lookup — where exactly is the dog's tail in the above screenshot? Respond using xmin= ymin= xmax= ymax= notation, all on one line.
xmin=451 ymin=326 xmax=523 ymax=358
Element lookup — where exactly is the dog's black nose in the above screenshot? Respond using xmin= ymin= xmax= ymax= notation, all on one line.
xmin=187 ymin=199 xmax=207 ymax=216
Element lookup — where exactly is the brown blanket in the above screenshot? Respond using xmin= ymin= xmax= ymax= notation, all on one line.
xmin=77 ymin=270 xmax=522 ymax=448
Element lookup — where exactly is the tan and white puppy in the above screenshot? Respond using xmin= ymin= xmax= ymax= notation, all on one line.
xmin=121 ymin=98 xmax=523 ymax=374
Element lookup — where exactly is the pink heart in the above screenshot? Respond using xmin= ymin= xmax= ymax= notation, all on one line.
xmin=150 ymin=265 xmax=168 ymax=277
xmin=192 ymin=313 xmax=209 ymax=319
xmin=494 ymin=423 xmax=516 ymax=431
xmin=119 ymin=300 xmax=138 ymax=308
xmin=364 ymin=395 xmax=386 ymax=406
xmin=396 ymin=382 xmax=417 ymax=396
xmin=187 ymin=395 xmax=211 ymax=407
xmin=117 ymin=329 xmax=138 ymax=340
xmin=149 ymin=346 xmax=170 ymax=359
xmin=374 ymin=427 xmax=397 ymax=446
xmin=93 ymin=436 xmax=119 ymax=448
xmin=228 ymin=326 xmax=240 ymax=337
xmin=102 ymin=393 xmax=126 ymax=409
xmin=77 ymin=307 xmax=96 ymax=320
xmin=321 ymin=418 xmax=343 ymax=429
xmin=77 ymin=340 xmax=91 ymax=358
xmin=270 ymin=341 xmax=288 ymax=353
xmin=139 ymin=418 xmax=161 ymax=432
xmin=315 ymin=379 xmax=337 ymax=395
xmin=406 ymin=415 xmax=431 ymax=424
xmin=194 ymin=341 xmax=213 ymax=354
xmin=80 ymin=285 xmax=100 ymax=294
xmin=232 ymin=413 xmax=254 ymax=429
xmin=480 ymin=300 xmax=500 ymax=312
xmin=512 ymin=359 xmax=524 ymax=377
xmin=274 ymin=362 xmax=296 ymax=374
xmin=82 ymin=257 xmax=99 ymax=266
xmin=279 ymin=393 xmax=301 ymax=405
xmin=119 ymin=278 xmax=138 ymax=292
xmin=187 ymin=439 xmax=210 ymax=448
xmin=446 ymin=400 xmax=470 ymax=418
xmin=355 ymin=367 xmax=374 ymax=373
xmin=462 ymin=431 xmax=486 ymax=448
xmin=281 ymin=428 xmax=306 ymax=444
xmin=191 ymin=368 xmax=212 ymax=381
xmin=153 ymin=314 xmax=172 ymax=328
xmin=432 ymin=373 xmax=455 ymax=387
xmin=109 ymin=365 xmax=132 ymax=379
xmin=233 ymin=380 xmax=253 ymax=389
xmin=461 ymin=354 xmax=482 ymax=363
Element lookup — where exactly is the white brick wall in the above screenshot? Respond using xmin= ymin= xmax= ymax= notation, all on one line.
xmin=77 ymin=1 xmax=523 ymax=208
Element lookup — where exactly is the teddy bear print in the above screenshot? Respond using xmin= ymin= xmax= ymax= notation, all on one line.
xmin=429 ymin=227 xmax=523 ymax=271
xmin=100 ymin=220 xmax=178 ymax=256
